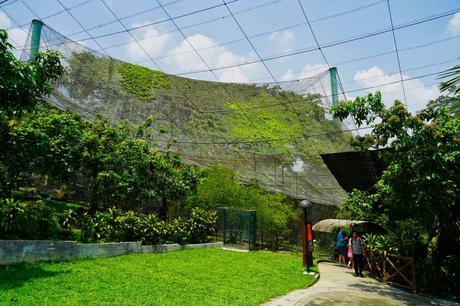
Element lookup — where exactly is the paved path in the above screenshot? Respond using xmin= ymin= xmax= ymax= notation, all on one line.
xmin=263 ymin=262 xmax=458 ymax=306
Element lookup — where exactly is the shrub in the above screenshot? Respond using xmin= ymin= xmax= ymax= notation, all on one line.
xmin=362 ymin=233 xmax=399 ymax=255
xmin=0 ymin=198 xmax=71 ymax=240
xmin=162 ymin=218 xmax=190 ymax=244
xmin=66 ymin=207 xmax=216 ymax=245
xmin=140 ymin=213 xmax=162 ymax=245
xmin=187 ymin=208 xmax=217 ymax=244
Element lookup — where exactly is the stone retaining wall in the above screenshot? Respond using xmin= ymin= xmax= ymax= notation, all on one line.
xmin=0 ymin=240 xmax=223 ymax=265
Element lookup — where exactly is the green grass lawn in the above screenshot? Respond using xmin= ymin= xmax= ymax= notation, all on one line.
xmin=0 ymin=249 xmax=316 ymax=306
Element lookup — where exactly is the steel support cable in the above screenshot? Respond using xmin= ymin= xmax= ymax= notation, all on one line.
xmin=123 ymin=31 xmax=460 ymax=83
xmin=0 ymin=8 xmax=24 ymax=47
xmin=98 ymin=0 xmax=259 ymax=176
xmin=150 ymin=77 xmax=443 ymax=145
xmin=246 ymin=35 xmax=460 ymax=83
xmin=11 ymin=0 xmax=238 ymax=41
xmin=336 ymin=57 xmax=459 ymax=87
xmin=64 ymin=0 xmax=382 ymax=59
xmin=62 ymin=0 xmax=383 ymax=62
xmin=222 ymin=0 xmax=344 ymax=203
xmin=205 ymin=68 xmax=445 ymax=114
xmin=10 ymin=7 xmax=448 ymax=144
xmin=296 ymin=0 xmax=358 ymax=136
xmin=18 ymin=5 xmax=215 ymax=161
xmin=0 ymin=0 xmax=12 ymax=7
xmin=13 ymin=5 xmax=460 ymax=74
xmin=98 ymin=0 xmax=286 ymax=54
xmin=122 ymin=7 xmax=460 ymax=76
xmin=172 ymin=7 xmax=460 ymax=76
xmin=54 ymin=0 xmax=110 ymax=57
xmin=11 ymin=6 xmax=460 ymax=83
xmin=154 ymin=0 xmax=276 ymax=146
xmin=154 ymin=0 xmax=291 ymax=187
xmin=223 ymin=0 xmax=341 ymax=156
xmin=386 ymin=0 xmax=407 ymax=107
xmin=7 ymin=0 xmax=381 ymax=55
xmin=11 ymin=12 xmax=261 ymax=183
xmin=97 ymin=0 xmax=227 ymax=155
xmin=4 ymin=0 xmax=181 ymax=31
xmin=62 ymin=0 xmax=239 ymax=43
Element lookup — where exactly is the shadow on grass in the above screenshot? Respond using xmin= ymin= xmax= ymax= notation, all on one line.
xmin=0 ymin=263 xmax=70 ymax=289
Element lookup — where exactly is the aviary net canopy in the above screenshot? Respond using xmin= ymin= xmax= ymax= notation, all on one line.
xmin=21 ymin=21 xmax=358 ymax=206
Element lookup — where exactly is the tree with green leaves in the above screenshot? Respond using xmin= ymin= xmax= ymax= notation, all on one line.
xmin=0 ymin=30 xmax=200 ymax=215
xmin=0 ymin=30 xmax=65 ymax=118
xmin=0 ymin=29 xmax=66 ymax=195
xmin=332 ymin=92 xmax=460 ymax=296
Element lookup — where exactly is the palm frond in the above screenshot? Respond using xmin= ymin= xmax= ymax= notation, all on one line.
xmin=439 ymin=64 xmax=460 ymax=95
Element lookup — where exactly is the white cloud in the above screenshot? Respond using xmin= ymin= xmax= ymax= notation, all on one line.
xmin=269 ymin=30 xmax=295 ymax=52
xmin=126 ymin=23 xmax=170 ymax=59
xmin=0 ymin=11 xmax=9 ymax=27
xmin=280 ymin=69 xmax=294 ymax=81
xmin=353 ymin=66 xmax=439 ymax=113
xmin=0 ymin=12 xmax=27 ymax=50
xmin=168 ymin=34 xmax=260 ymax=83
xmin=281 ymin=64 xmax=329 ymax=81
xmin=448 ymin=12 xmax=460 ymax=34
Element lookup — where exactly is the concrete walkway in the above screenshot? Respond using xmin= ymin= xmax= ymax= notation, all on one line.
xmin=263 ymin=262 xmax=458 ymax=306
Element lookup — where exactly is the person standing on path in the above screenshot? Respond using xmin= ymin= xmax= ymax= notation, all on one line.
xmin=336 ymin=227 xmax=347 ymax=265
xmin=350 ymin=232 xmax=364 ymax=277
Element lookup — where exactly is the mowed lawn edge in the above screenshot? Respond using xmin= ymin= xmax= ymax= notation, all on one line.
xmin=0 ymin=248 xmax=315 ymax=306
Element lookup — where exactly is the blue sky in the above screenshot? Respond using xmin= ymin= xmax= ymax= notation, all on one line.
xmin=1 ymin=0 xmax=459 ymax=112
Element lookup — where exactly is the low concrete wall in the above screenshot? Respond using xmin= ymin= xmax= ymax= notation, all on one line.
xmin=142 ymin=244 xmax=182 ymax=253
xmin=77 ymin=241 xmax=142 ymax=258
xmin=0 ymin=240 xmax=77 ymax=264
xmin=141 ymin=242 xmax=223 ymax=253
xmin=0 ymin=240 xmax=223 ymax=265
xmin=182 ymin=242 xmax=223 ymax=250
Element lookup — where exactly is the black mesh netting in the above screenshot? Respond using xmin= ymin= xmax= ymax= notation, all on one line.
xmin=20 ymin=21 xmax=359 ymax=205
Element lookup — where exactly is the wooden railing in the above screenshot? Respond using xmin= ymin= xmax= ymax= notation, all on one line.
xmin=364 ymin=251 xmax=417 ymax=292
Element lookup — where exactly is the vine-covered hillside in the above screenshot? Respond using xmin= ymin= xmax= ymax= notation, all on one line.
xmin=52 ymin=51 xmax=351 ymax=204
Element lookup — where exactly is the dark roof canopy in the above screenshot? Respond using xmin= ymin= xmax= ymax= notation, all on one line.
xmin=320 ymin=150 xmax=387 ymax=193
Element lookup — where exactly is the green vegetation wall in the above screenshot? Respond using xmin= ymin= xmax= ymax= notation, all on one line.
xmin=32 ymin=21 xmax=353 ymax=205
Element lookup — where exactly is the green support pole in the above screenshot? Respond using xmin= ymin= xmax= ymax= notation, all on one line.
xmin=29 ymin=19 xmax=43 ymax=61
xmin=329 ymin=67 xmax=339 ymax=105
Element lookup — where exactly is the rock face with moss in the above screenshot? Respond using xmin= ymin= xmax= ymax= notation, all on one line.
xmin=52 ymin=51 xmax=350 ymax=205
xmin=118 ymin=63 xmax=171 ymax=101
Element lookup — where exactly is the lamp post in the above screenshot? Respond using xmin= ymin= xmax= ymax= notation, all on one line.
xmin=299 ymin=199 xmax=314 ymax=273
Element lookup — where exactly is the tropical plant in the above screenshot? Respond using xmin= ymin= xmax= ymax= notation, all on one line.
xmin=362 ymin=233 xmax=399 ymax=255
xmin=440 ymin=64 xmax=460 ymax=95
xmin=187 ymin=207 xmax=217 ymax=243
xmin=332 ymin=91 xmax=460 ymax=296
xmin=63 ymin=207 xmax=216 ymax=244
xmin=0 ymin=198 xmax=71 ymax=240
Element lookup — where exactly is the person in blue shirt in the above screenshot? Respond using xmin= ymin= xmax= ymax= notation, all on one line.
xmin=336 ymin=227 xmax=347 ymax=265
